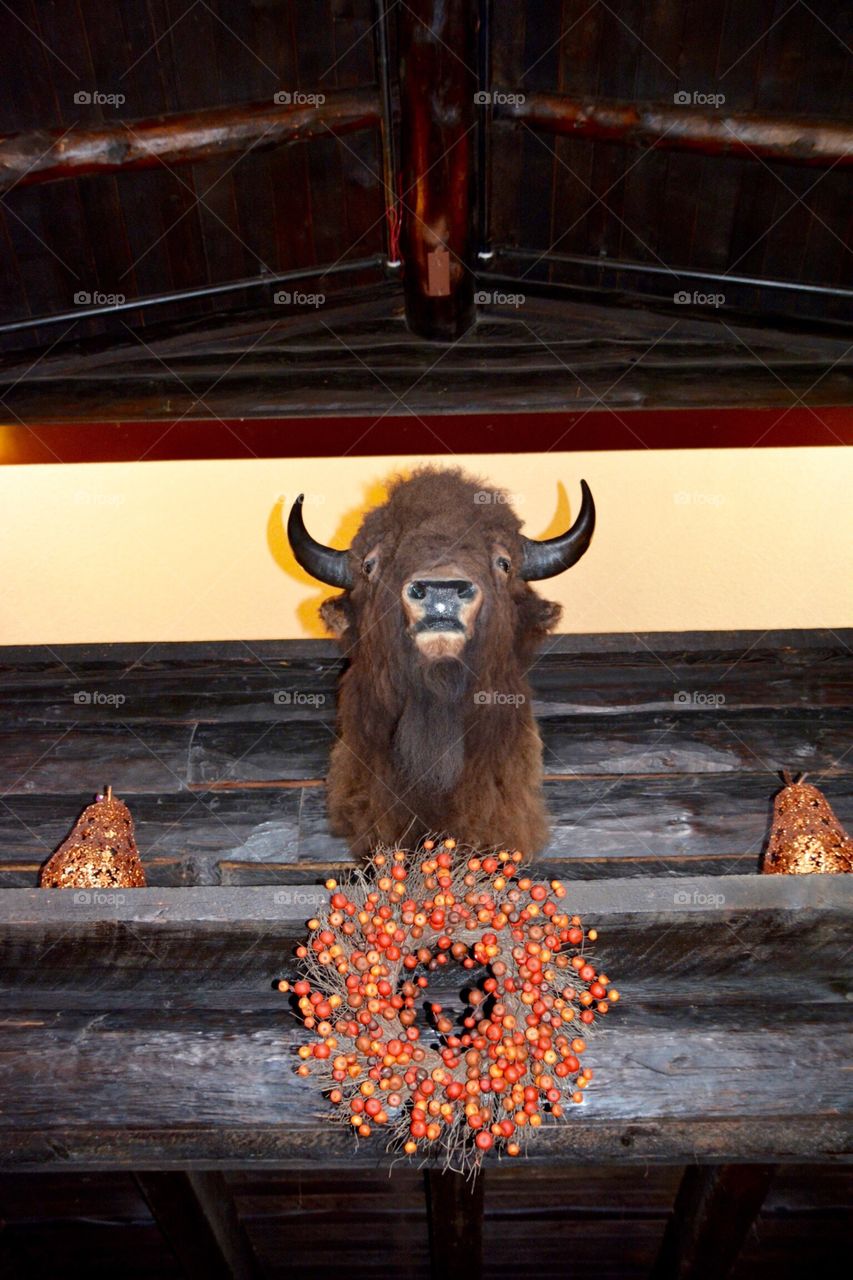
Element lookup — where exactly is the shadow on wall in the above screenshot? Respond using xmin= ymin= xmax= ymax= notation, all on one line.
xmin=266 ymin=465 xmax=577 ymax=639
xmin=267 ymin=472 xmax=398 ymax=638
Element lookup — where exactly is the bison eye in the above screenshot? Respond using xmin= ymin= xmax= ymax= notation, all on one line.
xmin=362 ymin=556 xmax=377 ymax=578
xmin=496 ymin=555 xmax=511 ymax=574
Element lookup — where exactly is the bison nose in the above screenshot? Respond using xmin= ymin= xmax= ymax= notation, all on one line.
xmin=407 ymin=579 xmax=479 ymax=607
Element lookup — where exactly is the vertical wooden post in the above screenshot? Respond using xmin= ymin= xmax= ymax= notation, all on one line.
xmin=136 ymin=1171 xmax=262 ymax=1280
xmin=650 ymin=1163 xmax=776 ymax=1280
xmin=398 ymin=0 xmax=477 ymax=341
xmin=425 ymin=1169 xmax=484 ymax=1280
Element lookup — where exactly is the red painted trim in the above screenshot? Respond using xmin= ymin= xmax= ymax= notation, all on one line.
xmin=1 ymin=407 xmax=850 ymax=464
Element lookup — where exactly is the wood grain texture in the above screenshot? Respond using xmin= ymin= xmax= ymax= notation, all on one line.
xmin=0 ymin=631 xmax=850 ymax=885
xmin=650 ymin=1163 xmax=776 ymax=1280
xmin=2 ymin=296 xmax=851 ymax=414
xmin=500 ymin=94 xmax=853 ymax=167
xmin=1 ymin=874 xmax=849 ymax=1005
xmin=135 ymin=1172 xmax=262 ymax=1280
xmin=3 ymin=707 xmax=849 ymax=798
xmin=0 ymin=1016 xmax=849 ymax=1169
xmin=425 ymin=1169 xmax=483 ymax=1280
xmin=0 ymin=92 xmax=382 ymax=192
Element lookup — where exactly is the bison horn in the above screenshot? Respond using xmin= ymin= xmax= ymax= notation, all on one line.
xmin=287 ymin=494 xmax=353 ymax=589
xmin=519 ymin=480 xmax=595 ymax=581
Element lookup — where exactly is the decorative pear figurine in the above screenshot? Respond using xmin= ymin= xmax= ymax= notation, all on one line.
xmin=762 ymin=772 xmax=853 ymax=874
xmin=40 ymin=787 xmax=146 ymax=888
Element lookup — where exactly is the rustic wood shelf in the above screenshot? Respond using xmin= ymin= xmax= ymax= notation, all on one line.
xmin=1 ymin=874 xmax=850 ymax=1171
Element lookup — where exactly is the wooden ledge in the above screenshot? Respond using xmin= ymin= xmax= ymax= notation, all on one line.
xmin=3 ymin=871 xmax=850 ymax=924
xmin=0 ymin=875 xmax=850 ymax=1168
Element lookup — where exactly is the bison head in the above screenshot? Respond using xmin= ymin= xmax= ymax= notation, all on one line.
xmin=286 ymin=468 xmax=594 ymax=854
xmin=288 ymin=468 xmax=594 ymax=659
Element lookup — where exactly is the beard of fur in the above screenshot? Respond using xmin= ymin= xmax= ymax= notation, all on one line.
xmin=391 ymin=656 xmax=471 ymax=813
xmin=341 ymin=590 xmax=530 ymax=829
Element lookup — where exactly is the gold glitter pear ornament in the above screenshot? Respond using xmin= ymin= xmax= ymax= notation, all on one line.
xmin=40 ymin=787 xmax=146 ymax=888
xmin=762 ymin=772 xmax=853 ymax=875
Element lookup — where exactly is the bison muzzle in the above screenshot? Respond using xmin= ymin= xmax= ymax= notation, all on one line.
xmin=287 ymin=468 xmax=594 ymax=855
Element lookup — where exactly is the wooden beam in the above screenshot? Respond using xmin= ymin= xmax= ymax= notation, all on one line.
xmin=135 ymin=1171 xmax=262 ymax=1280
xmin=2 ymin=874 xmax=851 ymax=1007
xmin=0 ymin=877 xmax=851 ymax=1168
xmin=0 ymin=406 xmax=850 ymax=464
xmin=2 ymin=297 xmax=852 ymax=417
xmin=425 ymin=1169 xmax=483 ymax=1280
xmin=497 ymin=92 xmax=853 ymax=168
xmin=650 ymin=1164 xmax=776 ymax=1280
xmin=0 ymin=89 xmax=381 ymax=193
xmin=3 ymin=1115 xmax=849 ymax=1172
xmin=0 ymin=1225 xmax=25 ymax=1279
xmin=398 ymin=0 xmax=477 ymax=339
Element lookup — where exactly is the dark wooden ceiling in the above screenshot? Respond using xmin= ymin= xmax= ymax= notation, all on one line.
xmin=490 ymin=0 xmax=853 ymax=322
xmin=0 ymin=0 xmax=386 ymax=352
xmin=0 ymin=0 xmax=850 ymax=375
xmin=2 ymin=1165 xmax=851 ymax=1279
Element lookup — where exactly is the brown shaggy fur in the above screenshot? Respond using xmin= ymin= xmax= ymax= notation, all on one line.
xmin=318 ymin=468 xmax=563 ymax=855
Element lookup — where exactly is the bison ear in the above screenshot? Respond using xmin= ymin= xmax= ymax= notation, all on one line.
xmin=320 ymin=594 xmax=354 ymax=637
xmin=519 ymin=590 xmax=562 ymax=635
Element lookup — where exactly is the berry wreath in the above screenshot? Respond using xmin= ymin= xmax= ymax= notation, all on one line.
xmin=280 ymin=839 xmax=621 ymax=1174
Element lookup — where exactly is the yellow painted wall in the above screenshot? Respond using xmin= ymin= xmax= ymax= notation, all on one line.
xmin=1 ymin=448 xmax=851 ymax=644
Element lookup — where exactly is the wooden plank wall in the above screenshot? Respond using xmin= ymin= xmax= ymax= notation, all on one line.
xmin=0 ymin=630 xmax=850 ymax=887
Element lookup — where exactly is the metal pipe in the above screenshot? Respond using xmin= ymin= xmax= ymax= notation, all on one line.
xmin=490 ymin=248 xmax=853 ymax=299
xmin=0 ymin=256 xmax=387 ymax=334
xmin=374 ymin=0 xmax=401 ymax=269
